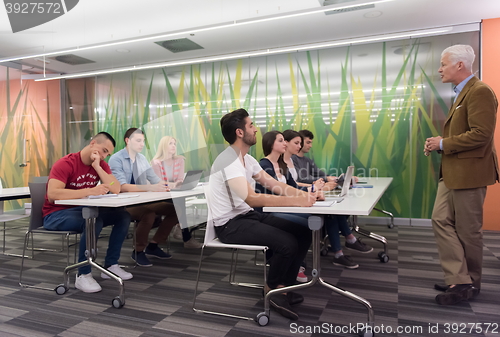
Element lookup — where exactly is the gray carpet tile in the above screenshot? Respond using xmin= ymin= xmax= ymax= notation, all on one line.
xmin=0 ymin=218 xmax=499 ymax=336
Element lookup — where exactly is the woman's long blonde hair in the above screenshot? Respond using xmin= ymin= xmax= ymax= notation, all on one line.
xmin=153 ymin=136 xmax=183 ymax=161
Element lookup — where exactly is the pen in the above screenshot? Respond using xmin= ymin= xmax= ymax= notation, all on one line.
xmin=311 ymin=183 xmax=315 ymax=193
xmin=107 ymin=181 xmax=115 ymax=194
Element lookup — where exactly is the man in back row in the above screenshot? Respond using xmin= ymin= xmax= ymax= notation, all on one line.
xmin=109 ymin=128 xmax=179 ymax=267
xmin=43 ymin=132 xmax=133 ymax=293
xmin=208 ymin=108 xmax=315 ymax=320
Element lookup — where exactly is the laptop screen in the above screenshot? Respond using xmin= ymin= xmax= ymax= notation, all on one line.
xmin=339 ymin=166 xmax=354 ymax=197
xmin=171 ymin=170 xmax=203 ymax=190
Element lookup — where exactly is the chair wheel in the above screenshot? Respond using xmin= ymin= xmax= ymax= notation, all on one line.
xmin=55 ymin=284 xmax=68 ymax=295
xmin=126 ymin=233 xmax=133 ymax=239
xmin=112 ymin=296 xmax=124 ymax=308
xmin=320 ymin=247 xmax=329 ymax=256
xmin=378 ymin=251 xmax=389 ymax=263
xmin=359 ymin=329 xmax=375 ymax=337
xmin=387 ymin=223 xmax=394 ymax=229
xmin=255 ymin=312 xmax=269 ymax=326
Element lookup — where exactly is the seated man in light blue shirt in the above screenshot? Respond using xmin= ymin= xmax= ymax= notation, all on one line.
xmin=109 ymin=128 xmax=179 ymax=267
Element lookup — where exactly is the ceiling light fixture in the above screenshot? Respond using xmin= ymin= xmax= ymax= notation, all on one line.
xmin=34 ymin=26 xmax=452 ymax=82
xmin=1 ymin=0 xmax=394 ymax=64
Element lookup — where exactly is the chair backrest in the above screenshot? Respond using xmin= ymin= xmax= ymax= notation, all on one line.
xmin=28 ymin=181 xmax=47 ymax=231
xmin=31 ymin=176 xmax=48 ymax=183
xmin=202 ymin=184 xmax=217 ymax=244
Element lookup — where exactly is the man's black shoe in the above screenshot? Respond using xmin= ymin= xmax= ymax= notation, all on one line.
xmin=287 ymin=292 xmax=304 ymax=305
xmin=469 ymin=286 xmax=480 ymax=299
xmin=270 ymin=294 xmax=299 ymax=320
xmin=435 ymin=284 xmax=472 ymax=305
xmin=434 ymin=283 xmax=450 ymax=292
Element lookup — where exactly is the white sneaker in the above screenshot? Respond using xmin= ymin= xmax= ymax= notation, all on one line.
xmin=75 ymin=273 xmax=102 ymax=293
xmin=172 ymin=223 xmax=183 ymax=240
xmin=184 ymin=237 xmax=203 ymax=249
xmin=101 ymin=264 xmax=133 ymax=280
xmin=296 ymin=266 xmax=308 ymax=283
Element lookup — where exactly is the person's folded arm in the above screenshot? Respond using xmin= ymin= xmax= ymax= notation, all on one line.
xmin=226 ymin=176 xmax=314 ymax=208
xmin=46 ymin=178 xmax=111 ymax=202
xmin=92 ymin=164 xmax=120 ymax=194
xmin=120 ymin=182 xmax=168 ymax=192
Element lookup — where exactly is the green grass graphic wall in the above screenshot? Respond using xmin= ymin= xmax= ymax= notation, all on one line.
xmin=66 ymin=33 xmax=479 ymax=219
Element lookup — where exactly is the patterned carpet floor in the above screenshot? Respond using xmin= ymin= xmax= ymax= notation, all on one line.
xmin=1 ymin=218 xmax=499 ymax=337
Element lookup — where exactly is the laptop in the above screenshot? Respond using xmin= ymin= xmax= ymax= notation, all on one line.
xmin=338 ymin=165 xmax=354 ymax=197
xmin=325 ymin=165 xmax=355 ymax=200
xmin=169 ymin=170 xmax=203 ymax=191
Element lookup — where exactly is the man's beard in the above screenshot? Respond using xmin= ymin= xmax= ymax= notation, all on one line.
xmin=242 ymin=132 xmax=256 ymax=146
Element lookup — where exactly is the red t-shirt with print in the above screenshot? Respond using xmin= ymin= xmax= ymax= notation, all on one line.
xmin=42 ymin=152 xmax=112 ymax=217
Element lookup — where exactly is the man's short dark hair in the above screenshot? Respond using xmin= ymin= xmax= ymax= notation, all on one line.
xmin=220 ymin=108 xmax=249 ymax=144
xmin=124 ymin=128 xmax=144 ymax=143
xmin=299 ymin=129 xmax=314 ymax=140
xmin=94 ymin=132 xmax=116 ymax=147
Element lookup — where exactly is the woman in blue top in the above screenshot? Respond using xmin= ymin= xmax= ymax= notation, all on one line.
xmin=256 ymin=130 xmax=372 ymax=271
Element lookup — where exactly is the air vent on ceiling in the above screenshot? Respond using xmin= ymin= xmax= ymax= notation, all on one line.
xmin=155 ymin=38 xmax=204 ymax=53
xmin=51 ymin=54 xmax=95 ymax=65
xmin=320 ymin=0 xmax=358 ymax=5
xmin=324 ymin=3 xmax=375 ymax=15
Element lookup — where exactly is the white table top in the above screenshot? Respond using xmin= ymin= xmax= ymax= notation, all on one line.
xmin=54 ymin=185 xmax=205 ymax=207
xmin=263 ymin=177 xmax=392 ymax=216
xmin=0 ymin=187 xmax=31 ymax=200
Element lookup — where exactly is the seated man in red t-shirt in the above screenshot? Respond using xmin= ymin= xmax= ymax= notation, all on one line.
xmin=43 ymin=132 xmax=132 ymax=293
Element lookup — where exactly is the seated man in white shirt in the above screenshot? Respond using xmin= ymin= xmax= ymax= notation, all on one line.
xmin=208 ymin=108 xmax=315 ymax=320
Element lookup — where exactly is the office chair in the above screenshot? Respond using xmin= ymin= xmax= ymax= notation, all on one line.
xmin=192 ymin=185 xmax=270 ymax=325
xmin=19 ymin=180 xmax=79 ymax=292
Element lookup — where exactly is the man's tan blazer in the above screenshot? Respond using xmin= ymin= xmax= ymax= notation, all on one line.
xmin=441 ymin=76 xmax=499 ymax=189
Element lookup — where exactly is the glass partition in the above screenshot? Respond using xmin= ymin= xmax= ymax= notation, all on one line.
xmin=64 ymin=31 xmax=480 ymax=219
xmin=0 ymin=66 xmax=62 ymax=209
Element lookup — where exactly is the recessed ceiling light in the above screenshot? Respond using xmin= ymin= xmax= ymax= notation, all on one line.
xmin=364 ymin=10 xmax=382 ymax=18
xmin=116 ymin=49 xmax=130 ymax=53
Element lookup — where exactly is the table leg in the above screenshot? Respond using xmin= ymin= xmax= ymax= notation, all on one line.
xmin=261 ymin=215 xmax=374 ymax=327
xmin=351 ymin=215 xmax=389 ymax=262
xmin=62 ymin=207 xmax=125 ymax=306
xmin=173 ymin=197 xmax=188 ymax=229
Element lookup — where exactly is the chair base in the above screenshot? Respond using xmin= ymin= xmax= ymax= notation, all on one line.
xmin=192 ymin=245 xmax=268 ymax=323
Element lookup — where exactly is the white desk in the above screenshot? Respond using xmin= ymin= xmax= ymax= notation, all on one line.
xmin=55 ymin=186 xmax=204 ymax=229
xmin=53 ymin=186 xmax=205 ymax=308
xmin=264 ymin=178 xmax=392 ymax=216
xmin=1 ymin=187 xmax=31 ymax=256
xmin=262 ymin=177 xmax=392 ymax=330
xmin=0 ymin=187 xmax=30 ymax=215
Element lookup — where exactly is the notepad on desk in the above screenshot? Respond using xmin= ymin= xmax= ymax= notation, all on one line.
xmin=87 ymin=193 xmax=140 ymax=199
xmin=312 ymin=200 xmax=336 ymax=207
xmin=326 ymin=196 xmax=344 ymax=203
xmin=88 ymin=194 xmax=118 ymax=199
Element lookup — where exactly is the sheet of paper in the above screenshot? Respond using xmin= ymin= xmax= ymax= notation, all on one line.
xmin=87 ymin=194 xmax=118 ymax=199
xmin=312 ymin=200 xmax=336 ymax=207
xmin=325 ymin=197 xmax=344 ymax=203
xmin=87 ymin=193 xmax=140 ymax=199
xmin=114 ymin=194 xmax=140 ymax=199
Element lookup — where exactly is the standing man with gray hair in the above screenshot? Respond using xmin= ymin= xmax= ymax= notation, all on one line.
xmin=425 ymin=44 xmax=499 ymax=305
